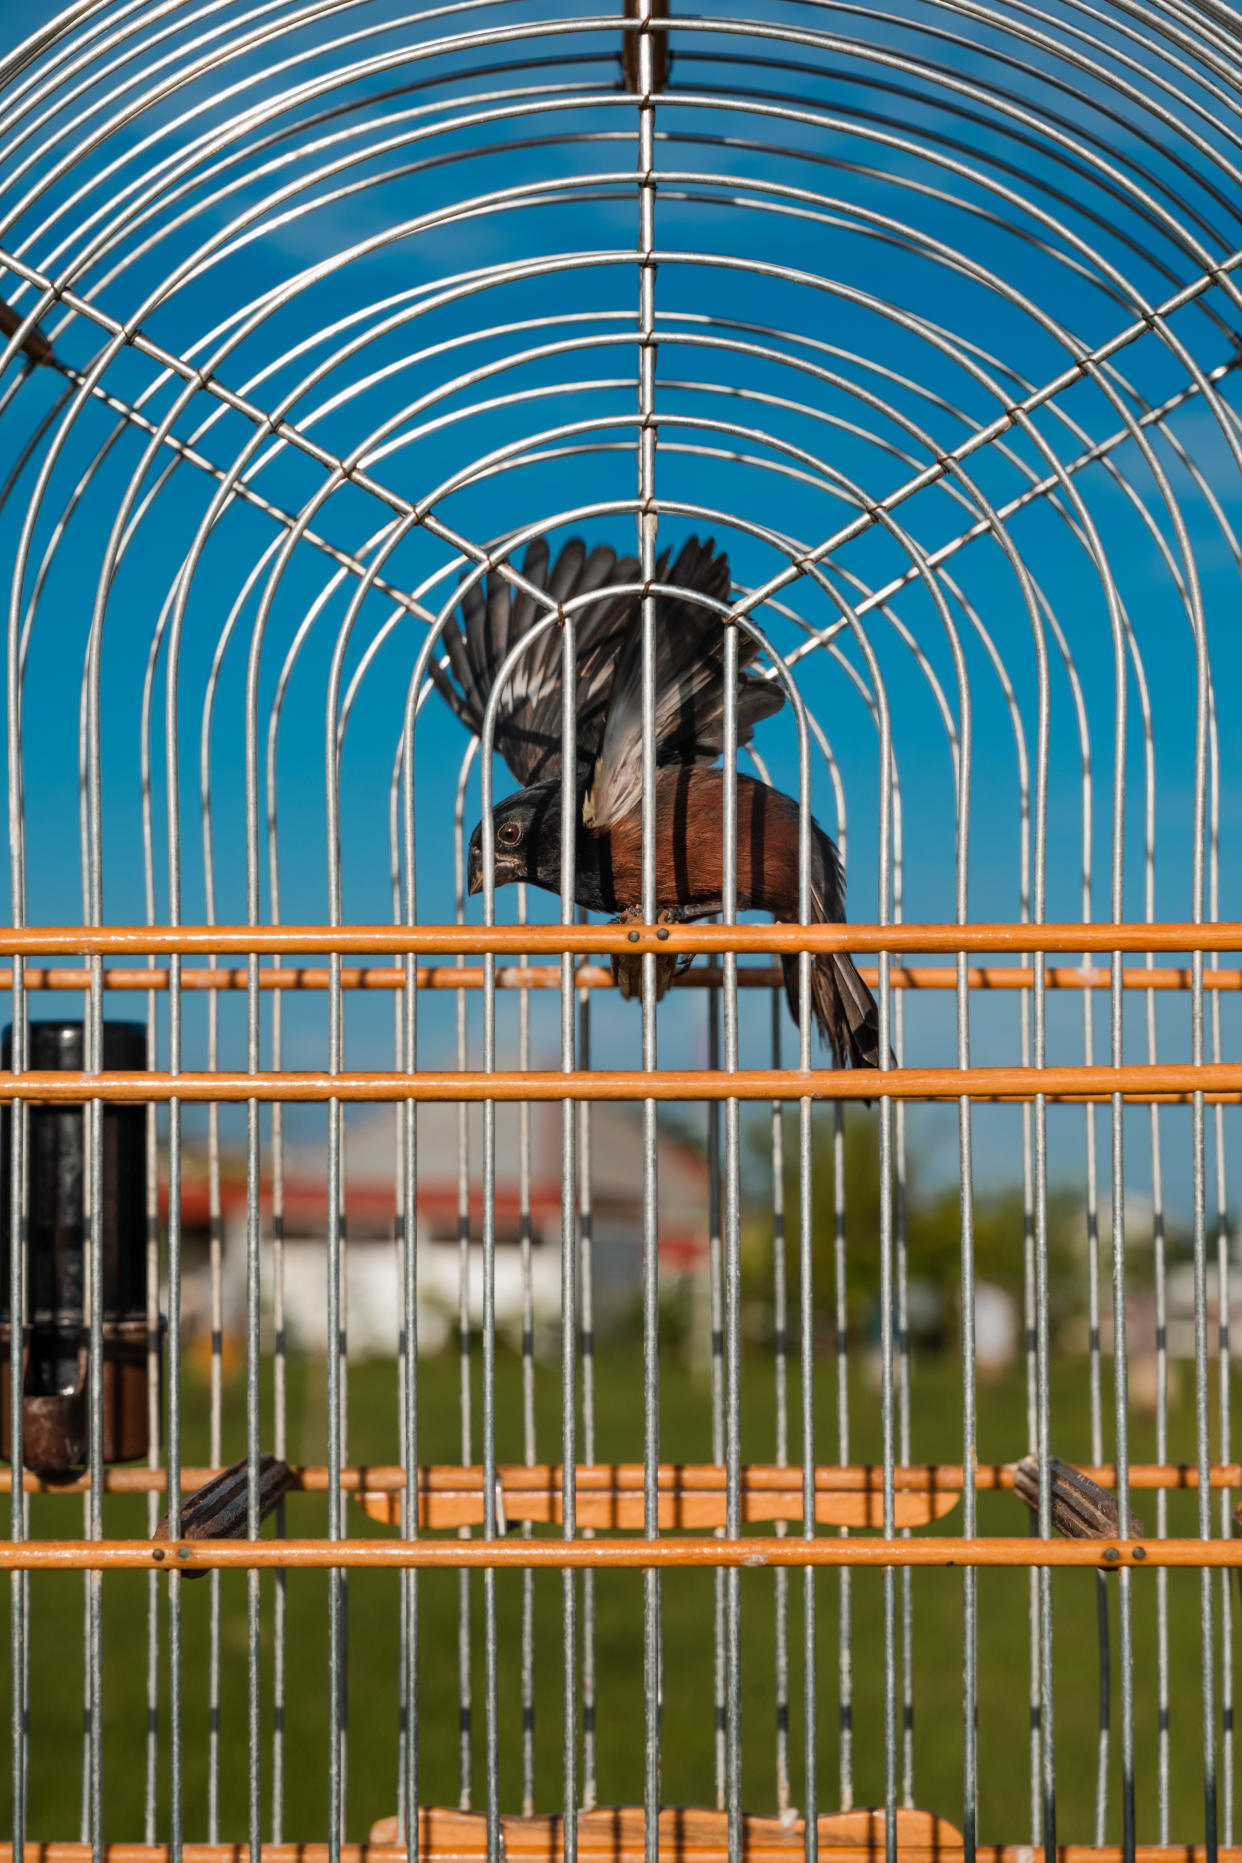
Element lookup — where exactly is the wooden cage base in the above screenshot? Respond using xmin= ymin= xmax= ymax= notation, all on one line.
xmin=2 ymin=1810 xmax=1237 ymax=1863
xmin=369 ymin=1808 xmax=963 ymax=1858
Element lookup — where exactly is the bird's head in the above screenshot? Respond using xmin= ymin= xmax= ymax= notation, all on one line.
xmin=467 ymin=783 xmax=564 ymax=898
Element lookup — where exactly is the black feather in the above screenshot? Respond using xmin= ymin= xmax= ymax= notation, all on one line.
xmin=429 ymin=536 xmax=640 ymax=787
xmin=588 ymin=536 xmax=786 ymax=827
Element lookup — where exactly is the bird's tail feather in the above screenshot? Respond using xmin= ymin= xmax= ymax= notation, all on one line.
xmin=779 ymin=885 xmax=882 ymax=1074
xmin=825 ymin=950 xmax=883 ymax=1069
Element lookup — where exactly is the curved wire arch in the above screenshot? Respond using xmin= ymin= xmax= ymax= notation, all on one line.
xmin=1 ymin=6 xmax=1240 ymax=1859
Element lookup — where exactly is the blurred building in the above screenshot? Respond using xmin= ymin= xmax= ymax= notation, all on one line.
xmin=1098 ymin=1265 xmax=1242 ymax=1360
xmin=168 ymin=1103 xmax=710 ymax=1358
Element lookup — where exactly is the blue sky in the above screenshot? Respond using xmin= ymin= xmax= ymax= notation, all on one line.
xmin=1 ymin=0 xmax=1241 ymax=1212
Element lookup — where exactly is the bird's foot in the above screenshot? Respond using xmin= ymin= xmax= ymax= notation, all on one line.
xmin=609 ymin=907 xmax=685 ymax=1002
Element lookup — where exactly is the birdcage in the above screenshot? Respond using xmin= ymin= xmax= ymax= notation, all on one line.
xmin=0 ymin=2 xmax=1237 ymax=1860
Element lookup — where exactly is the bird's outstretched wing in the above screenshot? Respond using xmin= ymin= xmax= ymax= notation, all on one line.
xmin=430 ymin=536 xmax=640 ymax=787
xmin=586 ymin=536 xmax=785 ymax=829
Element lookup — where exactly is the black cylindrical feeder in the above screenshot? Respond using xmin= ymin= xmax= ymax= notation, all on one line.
xmin=0 ymin=1020 xmax=153 ymax=1476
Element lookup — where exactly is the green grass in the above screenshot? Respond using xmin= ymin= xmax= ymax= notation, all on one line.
xmin=1 ymin=1344 xmax=1236 ymax=1844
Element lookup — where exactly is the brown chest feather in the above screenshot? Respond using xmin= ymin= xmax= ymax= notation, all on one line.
xmin=597 ymin=770 xmax=804 ymax=917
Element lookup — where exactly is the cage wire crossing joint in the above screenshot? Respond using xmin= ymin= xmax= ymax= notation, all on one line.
xmin=0 ymin=2 xmax=1238 ymax=1863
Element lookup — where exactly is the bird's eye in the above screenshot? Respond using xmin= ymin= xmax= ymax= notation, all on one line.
xmin=497 ymin=820 xmax=522 ymax=847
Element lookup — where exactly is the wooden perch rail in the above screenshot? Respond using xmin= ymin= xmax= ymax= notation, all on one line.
xmin=5 ymin=963 xmax=1239 ymax=993
xmin=0 ymin=1840 xmax=1238 ymax=1863
xmin=0 ymin=1537 xmax=1226 ymax=1572
xmin=0 ymin=1063 xmax=1235 ymax=1105
xmin=349 ymin=1464 xmax=958 ymax=1531
xmin=0 ymin=920 xmax=1237 ymax=957
xmin=1 ymin=1461 xmax=1236 ymax=1501
xmin=10 ymin=1811 xmax=1240 ymax=1863
xmin=381 ymin=1806 xmax=959 ymax=1860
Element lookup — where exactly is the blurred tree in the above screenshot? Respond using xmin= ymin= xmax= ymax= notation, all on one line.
xmin=739 ymin=1108 xmax=1085 ymax=1349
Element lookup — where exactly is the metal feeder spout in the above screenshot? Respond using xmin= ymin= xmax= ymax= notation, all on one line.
xmin=0 ymin=1021 xmax=155 ymax=1477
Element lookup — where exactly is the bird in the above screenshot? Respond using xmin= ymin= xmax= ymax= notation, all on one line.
xmin=0 ymin=297 xmax=55 ymax=368
xmin=430 ymin=533 xmax=882 ymax=1074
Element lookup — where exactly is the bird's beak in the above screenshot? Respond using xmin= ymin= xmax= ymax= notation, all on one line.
xmin=467 ymin=843 xmax=483 ymax=897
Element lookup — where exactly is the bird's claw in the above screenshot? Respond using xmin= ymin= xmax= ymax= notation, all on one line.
xmin=609 ymin=907 xmax=686 ymax=1001
xmin=1011 ymin=1453 xmax=1144 ymax=1542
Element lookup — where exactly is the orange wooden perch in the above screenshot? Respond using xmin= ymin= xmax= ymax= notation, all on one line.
xmin=5 ymin=963 xmax=1238 ymax=994
xmin=1 ymin=1808 xmax=1238 ymax=1863
xmin=350 ymin=1464 xmax=958 ymax=1531
xmin=373 ymin=1806 xmax=962 ymax=1859
xmin=0 ymin=1063 xmax=1236 ymax=1105
xmin=0 ymin=919 xmax=1237 ymax=955
xmin=0 ymin=1536 xmax=1223 ymax=1572
xmin=3 ymin=1460 xmax=1234 ymax=1503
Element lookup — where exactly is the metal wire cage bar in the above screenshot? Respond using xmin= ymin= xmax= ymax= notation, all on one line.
xmin=0 ymin=3 xmax=1239 ymax=1863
